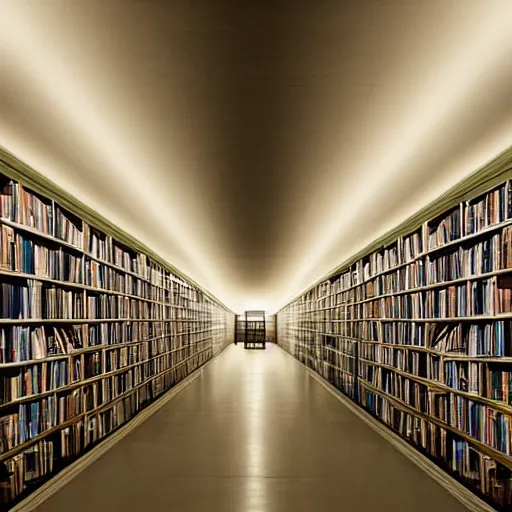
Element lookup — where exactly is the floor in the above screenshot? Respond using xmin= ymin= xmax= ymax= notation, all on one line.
xmin=36 ymin=344 xmax=468 ymax=512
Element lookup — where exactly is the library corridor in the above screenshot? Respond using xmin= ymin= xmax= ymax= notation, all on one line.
xmin=36 ymin=344 xmax=466 ymax=512
xmin=3 ymin=1 xmax=512 ymax=510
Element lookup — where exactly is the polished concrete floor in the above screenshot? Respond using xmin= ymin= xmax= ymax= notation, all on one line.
xmin=37 ymin=344 xmax=467 ymax=512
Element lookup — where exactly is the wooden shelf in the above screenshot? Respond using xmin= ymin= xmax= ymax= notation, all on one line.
xmin=0 ymin=162 xmax=235 ymax=508
xmin=277 ymin=171 xmax=512 ymax=509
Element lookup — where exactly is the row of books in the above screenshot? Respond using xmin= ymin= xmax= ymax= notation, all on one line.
xmin=0 ymin=440 xmax=53 ymax=505
xmin=0 ymin=360 xmax=69 ymax=404
xmin=320 ymin=362 xmax=357 ymax=399
xmin=338 ymin=230 xmax=511 ymax=305
xmin=323 ymin=335 xmax=356 ymax=356
xmin=321 ymin=333 xmax=512 ymax=408
xmin=88 ymin=322 xmax=158 ymax=350
xmin=326 ymin=193 xmax=512 ymax=294
xmin=356 ymin=261 xmax=426 ymax=300
xmin=0 ymin=282 xmax=42 ymax=319
xmin=451 ymin=438 xmax=512 ymax=506
xmin=351 ymin=320 xmax=380 ymax=341
xmin=164 ymin=305 xmax=173 ymax=320
xmin=402 ymin=230 xmax=424 ymax=262
xmin=484 ymin=366 xmax=512 ymax=404
xmin=171 ymin=282 xmax=200 ymax=299
xmin=465 ymin=182 xmax=508 ymax=236
xmin=0 ymin=182 xmax=52 ymax=235
xmin=378 ymin=367 xmax=428 ymax=414
xmin=3 ymin=325 xmax=89 ymax=362
xmin=312 ymin=277 xmax=511 ymax=320
xmin=359 ymin=341 xmax=378 ymax=361
xmin=359 ymin=384 xmax=444 ymax=457
xmin=379 ymin=346 xmax=427 ymax=376
xmin=315 ymin=296 xmax=345 ymax=312
xmin=1 ymin=280 xmax=202 ymax=320
xmin=428 ymin=233 xmax=502 ymax=283
xmin=0 ymin=227 xmax=81 ymax=283
xmin=111 ymin=247 xmax=161 ymax=284
xmin=0 ymin=321 xmax=215 ymax=364
xmin=444 ymin=360 xmax=480 ymax=394
xmin=358 ymin=383 xmax=512 ymax=507
xmin=46 ymin=288 xmax=84 ymax=319
xmin=84 ymin=228 xmax=113 ymax=262
xmin=171 ymin=309 xmax=207 ymax=321
xmin=172 ymin=297 xmax=202 ymax=310
xmin=312 ymin=308 xmax=348 ymax=322
xmin=357 ymin=361 xmax=512 ymax=458
xmin=0 ymin=399 xmax=139 ymax=502
xmin=0 ymin=346 xmax=210 ymax=456
xmin=298 ymin=281 xmax=512 ymax=322
xmin=356 ymin=220 xmax=462 ymax=284
xmin=0 ymin=345 xmax=212 ymax=505
xmin=84 ymin=228 xmax=163 ymax=285
xmin=293 ymin=320 xmax=512 ymax=359
xmin=0 ymin=227 xmax=181 ymax=307
xmin=358 ymin=383 xmax=444 ymax=461
xmin=4 ymin=339 xmax=210 ymax=405
xmin=434 ymin=393 xmax=511 ymax=456
xmin=86 ymin=295 xmax=163 ymax=320
xmin=69 ymin=223 xmax=161 ymax=285
xmin=54 ymin=206 xmax=83 ymax=248
xmin=85 ymin=260 xmax=164 ymax=300
xmin=428 ymin=207 xmax=462 ymax=250
xmin=443 ymin=360 xmax=512 ymax=407
xmin=102 ymin=344 xmax=148 ymax=372
xmin=360 ymin=348 xmax=512 ymax=409
xmin=0 ymin=396 xmax=63 ymax=452
xmin=356 ymin=242 xmax=400 ymax=282
xmin=347 ymin=278 xmax=498 ymax=319
xmin=307 ymin=322 xmax=512 ymax=357
xmin=322 ymin=347 xmax=355 ymax=373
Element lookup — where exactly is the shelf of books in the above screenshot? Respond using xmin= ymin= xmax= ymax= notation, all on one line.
xmin=0 ymin=173 xmax=234 ymax=509
xmin=266 ymin=314 xmax=276 ymax=344
xmin=244 ymin=310 xmax=266 ymax=349
xmin=277 ymin=177 xmax=512 ymax=510
xmin=235 ymin=315 xmax=246 ymax=345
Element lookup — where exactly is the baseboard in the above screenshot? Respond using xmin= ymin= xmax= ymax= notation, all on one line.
xmin=276 ymin=346 xmax=496 ymax=512
xmin=12 ymin=344 xmax=231 ymax=512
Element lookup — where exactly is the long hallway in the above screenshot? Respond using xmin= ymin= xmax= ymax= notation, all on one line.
xmin=36 ymin=344 xmax=467 ymax=512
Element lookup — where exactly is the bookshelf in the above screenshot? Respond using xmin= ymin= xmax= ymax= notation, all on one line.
xmin=235 ymin=315 xmax=245 ymax=345
xmin=266 ymin=314 xmax=276 ymax=343
xmin=0 ymin=157 xmax=234 ymax=509
xmin=244 ymin=311 xmax=266 ymax=349
xmin=277 ymin=169 xmax=512 ymax=510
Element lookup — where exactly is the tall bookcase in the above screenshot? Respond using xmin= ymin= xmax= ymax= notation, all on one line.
xmin=266 ymin=314 xmax=276 ymax=344
xmin=278 ymin=168 xmax=512 ymax=510
xmin=235 ymin=314 xmax=246 ymax=345
xmin=244 ymin=311 xmax=266 ymax=349
xmin=0 ymin=156 xmax=234 ymax=509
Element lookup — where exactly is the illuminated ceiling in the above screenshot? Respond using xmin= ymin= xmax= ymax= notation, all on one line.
xmin=1 ymin=1 xmax=512 ymax=314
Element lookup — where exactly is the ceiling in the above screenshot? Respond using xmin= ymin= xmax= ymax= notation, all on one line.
xmin=1 ymin=0 xmax=512 ymax=314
